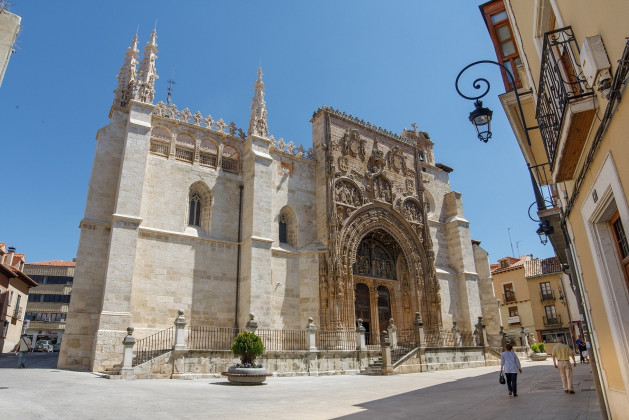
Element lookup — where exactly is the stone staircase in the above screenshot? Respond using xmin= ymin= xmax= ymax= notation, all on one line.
xmin=361 ymin=357 xmax=383 ymax=375
xmin=361 ymin=345 xmax=416 ymax=375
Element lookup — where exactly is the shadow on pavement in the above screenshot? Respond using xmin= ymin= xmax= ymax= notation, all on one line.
xmin=334 ymin=364 xmax=601 ymax=420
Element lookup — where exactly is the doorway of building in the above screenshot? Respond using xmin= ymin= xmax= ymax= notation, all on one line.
xmin=377 ymin=285 xmax=391 ymax=335
xmin=355 ymin=283 xmax=371 ymax=343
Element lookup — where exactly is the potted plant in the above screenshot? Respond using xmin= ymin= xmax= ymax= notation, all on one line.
xmin=223 ymin=331 xmax=268 ymax=384
xmin=529 ymin=342 xmax=548 ymax=361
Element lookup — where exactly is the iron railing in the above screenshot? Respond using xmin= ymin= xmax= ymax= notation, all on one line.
xmin=222 ymin=157 xmax=239 ymax=173
xmin=536 ymin=26 xmax=594 ymax=167
xmin=149 ymin=140 xmax=169 ymax=157
xmin=543 ymin=314 xmax=562 ymax=326
xmin=175 ymin=147 xmax=194 ymax=163
xmin=133 ymin=326 xmax=175 ymax=367
xmin=540 ymin=290 xmax=556 ymax=301
xmin=503 ymin=291 xmax=516 ymax=303
xmin=186 ymin=326 xmax=241 ymax=350
xmin=316 ymin=330 xmax=357 ymax=351
xmin=257 ymin=329 xmax=308 ymax=351
xmin=199 ymin=152 xmax=217 ymax=167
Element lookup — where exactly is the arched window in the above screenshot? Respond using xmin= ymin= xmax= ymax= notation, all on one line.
xmin=189 ymin=192 xmax=202 ymax=227
xmin=221 ymin=145 xmax=240 ymax=173
xmin=278 ymin=206 xmax=297 ymax=248
xmin=199 ymin=138 xmax=218 ymax=167
xmin=150 ymin=126 xmax=172 ymax=157
xmin=175 ymin=133 xmax=195 ymax=163
xmin=187 ymin=182 xmax=212 ymax=232
xmin=279 ymin=213 xmax=288 ymax=244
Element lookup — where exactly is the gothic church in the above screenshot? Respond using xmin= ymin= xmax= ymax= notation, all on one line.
xmin=58 ymin=30 xmax=500 ymax=371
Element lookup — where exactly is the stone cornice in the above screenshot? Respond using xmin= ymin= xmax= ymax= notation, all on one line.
xmin=138 ymin=226 xmax=238 ymax=246
xmin=79 ymin=218 xmax=110 ymax=228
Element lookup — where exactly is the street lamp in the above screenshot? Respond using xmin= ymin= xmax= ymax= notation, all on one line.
xmin=456 ymin=60 xmax=553 ymax=245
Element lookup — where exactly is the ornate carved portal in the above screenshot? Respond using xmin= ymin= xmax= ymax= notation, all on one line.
xmin=320 ymin=205 xmax=442 ymax=335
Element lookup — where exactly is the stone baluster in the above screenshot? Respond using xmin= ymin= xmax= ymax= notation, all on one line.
xmin=387 ymin=318 xmax=397 ymax=349
xmin=121 ymin=327 xmax=135 ymax=380
xmin=356 ymin=319 xmax=366 ymax=351
xmin=414 ymin=312 xmax=424 ymax=348
xmin=452 ymin=322 xmax=462 ymax=347
xmin=245 ymin=313 xmax=258 ymax=333
xmin=174 ymin=309 xmax=187 ymax=351
xmin=306 ymin=317 xmax=317 ymax=351
xmin=380 ymin=330 xmax=393 ymax=375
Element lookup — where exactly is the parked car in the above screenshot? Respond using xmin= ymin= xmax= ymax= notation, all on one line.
xmin=53 ymin=342 xmax=61 ymax=352
xmin=35 ymin=340 xmax=53 ymax=352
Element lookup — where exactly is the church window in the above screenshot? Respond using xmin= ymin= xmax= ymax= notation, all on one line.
xmin=418 ymin=150 xmax=425 ymax=162
xmin=221 ymin=145 xmax=240 ymax=173
xmin=278 ymin=207 xmax=297 ymax=247
xmin=187 ymin=182 xmax=212 ymax=232
xmin=199 ymin=139 xmax=218 ymax=167
xmin=150 ymin=126 xmax=171 ymax=157
xmin=189 ymin=193 xmax=202 ymax=227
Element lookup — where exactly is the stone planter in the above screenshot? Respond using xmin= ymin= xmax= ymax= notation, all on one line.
xmin=222 ymin=366 xmax=269 ymax=385
xmin=529 ymin=352 xmax=549 ymax=361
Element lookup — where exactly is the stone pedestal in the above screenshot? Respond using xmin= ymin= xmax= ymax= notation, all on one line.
xmin=380 ymin=331 xmax=393 ymax=375
xmin=121 ymin=327 xmax=135 ymax=380
xmin=174 ymin=309 xmax=187 ymax=351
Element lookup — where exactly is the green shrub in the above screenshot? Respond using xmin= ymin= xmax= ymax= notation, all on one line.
xmin=531 ymin=343 xmax=540 ymax=353
xmin=537 ymin=342 xmax=546 ymax=353
xmin=231 ymin=331 xmax=265 ymax=365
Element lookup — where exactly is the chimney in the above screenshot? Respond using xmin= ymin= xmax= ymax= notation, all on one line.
xmin=6 ymin=246 xmax=15 ymax=266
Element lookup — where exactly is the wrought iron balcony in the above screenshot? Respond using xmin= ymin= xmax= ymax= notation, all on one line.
xmin=536 ymin=27 xmax=595 ymax=182
xmin=543 ymin=314 xmax=562 ymax=326
xmin=540 ymin=290 xmax=555 ymax=302
xmin=12 ymin=306 xmax=23 ymax=320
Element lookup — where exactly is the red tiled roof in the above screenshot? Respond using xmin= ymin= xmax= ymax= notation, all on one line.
xmin=491 ymin=255 xmax=529 ymax=275
xmin=28 ymin=260 xmax=76 ymax=267
xmin=524 ymin=257 xmax=562 ymax=277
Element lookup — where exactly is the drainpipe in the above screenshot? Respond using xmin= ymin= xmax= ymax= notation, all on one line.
xmin=234 ymin=185 xmax=243 ymax=333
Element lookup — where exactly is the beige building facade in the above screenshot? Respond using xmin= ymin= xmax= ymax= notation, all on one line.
xmin=0 ymin=7 xmax=20 ymax=88
xmin=59 ymin=31 xmax=500 ymax=372
xmin=491 ymin=255 xmax=579 ymax=354
xmin=480 ymin=0 xmax=629 ymax=416
xmin=23 ymin=261 xmax=75 ymax=346
xmin=0 ymin=244 xmax=37 ymax=353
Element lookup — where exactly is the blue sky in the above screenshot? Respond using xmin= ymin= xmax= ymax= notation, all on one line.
xmin=0 ymin=1 xmax=555 ymax=263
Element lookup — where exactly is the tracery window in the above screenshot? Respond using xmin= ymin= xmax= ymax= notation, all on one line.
xmin=279 ymin=213 xmax=288 ymax=244
xmin=189 ymin=192 xmax=202 ymax=227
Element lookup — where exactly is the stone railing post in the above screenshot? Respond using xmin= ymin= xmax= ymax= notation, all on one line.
xmin=174 ymin=309 xmax=187 ymax=351
xmin=245 ymin=313 xmax=258 ymax=333
xmin=480 ymin=317 xmax=488 ymax=348
xmin=414 ymin=312 xmax=424 ymax=348
xmin=387 ymin=318 xmax=397 ymax=349
xmin=380 ymin=330 xmax=393 ymax=375
xmin=520 ymin=326 xmax=529 ymax=348
xmin=452 ymin=322 xmax=462 ymax=347
xmin=306 ymin=317 xmax=317 ymax=351
xmin=356 ymin=319 xmax=366 ymax=351
xmin=121 ymin=327 xmax=135 ymax=380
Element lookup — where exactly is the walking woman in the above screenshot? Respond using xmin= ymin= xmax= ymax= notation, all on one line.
xmin=501 ymin=343 xmax=522 ymax=397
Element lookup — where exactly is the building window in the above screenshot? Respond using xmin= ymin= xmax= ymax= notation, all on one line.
xmin=480 ymin=0 xmax=522 ymax=91
xmin=508 ymin=306 xmax=520 ymax=324
xmin=610 ymin=211 xmax=629 ymax=288
xmin=540 ymin=281 xmax=553 ymax=300
xmin=503 ymin=283 xmax=516 ymax=302
xmin=189 ymin=192 xmax=202 ymax=227
xmin=279 ymin=214 xmax=288 ymax=244
xmin=544 ymin=305 xmax=559 ymax=325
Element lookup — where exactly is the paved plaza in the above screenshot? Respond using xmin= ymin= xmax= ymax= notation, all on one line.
xmin=0 ymin=352 xmax=602 ymax=419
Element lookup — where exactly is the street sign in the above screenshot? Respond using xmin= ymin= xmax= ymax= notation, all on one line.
xmin=23 ymin=319 xmax=30 ymax=329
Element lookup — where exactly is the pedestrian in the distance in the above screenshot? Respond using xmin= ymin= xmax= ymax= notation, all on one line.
xmin=12 ymin=333 xmax=32 ymax=368
xmin=501 ymin=343 xmax=522 ymax=397
xmin=576 ymin=336 xmax=586 ymax=363
xmin=552 ymin=341 xmax=577 ymax=393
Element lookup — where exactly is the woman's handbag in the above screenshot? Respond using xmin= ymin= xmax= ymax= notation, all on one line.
xmin=499 ymin=371 xmax=506 ymax=384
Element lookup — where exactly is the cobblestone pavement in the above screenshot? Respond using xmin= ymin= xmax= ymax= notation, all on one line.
xmin=0 ymin=352 xmax=602 ymax=420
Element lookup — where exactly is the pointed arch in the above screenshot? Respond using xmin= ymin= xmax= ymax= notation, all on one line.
xmin=187 ymin=181 xmax=212 ymax=232
xmin=278 ymin=205 xmax=298 ymax=248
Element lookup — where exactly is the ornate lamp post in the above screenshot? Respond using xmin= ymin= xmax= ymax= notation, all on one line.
xmin=455 ymin=60 xmax=551 ymax=245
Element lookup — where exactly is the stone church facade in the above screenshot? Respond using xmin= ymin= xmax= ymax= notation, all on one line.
xmin=58 ymin=31 xmax=499 ymax=372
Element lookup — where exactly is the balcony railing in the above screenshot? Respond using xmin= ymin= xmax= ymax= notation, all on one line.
xmin=12 ymin=306 xmax=23 ymax=320
xmin=503 ymin=291 xmax=516 ymax=303
xmin=536 ymin=27 xmax=594 ymax=171
xmin=543 ymin=314 xmax=562 ymax=326
xmin=540 ymin=290 xmax=555 ymax=302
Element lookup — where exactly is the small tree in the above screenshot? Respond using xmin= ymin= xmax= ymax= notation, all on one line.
xmin=231 ymin=331 xmax=265 ymax=366
xmin=531 ymin=343 xmax=540 ymax=353
xmin=537 ymin=342 xmax=546 ymax=353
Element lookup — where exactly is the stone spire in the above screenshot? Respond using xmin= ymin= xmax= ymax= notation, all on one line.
xmin=135 ymin=29 xmax=159 ymax=104
xmin=113 ymin=34 xmax=139 ymax=108
xmin=248 ymin=67 xmax=269 ymax=138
